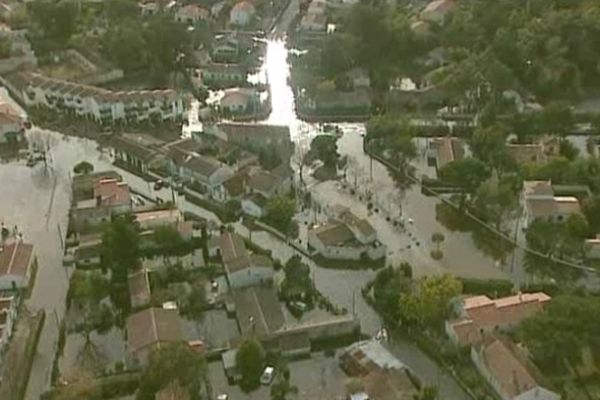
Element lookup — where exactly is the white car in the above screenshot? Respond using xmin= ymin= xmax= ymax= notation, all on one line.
xmin=216 ymin=395 xmax=229 ymax=400
xmin=260 ymin=366 xmax=276 ymax=385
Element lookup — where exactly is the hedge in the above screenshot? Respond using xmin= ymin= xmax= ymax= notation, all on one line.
xmin=459 ymin=278 xmax=514 ymax=297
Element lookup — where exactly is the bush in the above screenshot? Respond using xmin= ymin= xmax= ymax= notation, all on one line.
xmin=459 ymin=278 xmax=514 ymax=297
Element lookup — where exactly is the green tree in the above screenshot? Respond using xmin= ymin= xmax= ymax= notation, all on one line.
xmin=102 ymin=215 xmax=140 ymax=282
xmin=281 ymin=255 xmax=313 ymax=301
xmin=73 ymin=161 xmax=94 ymax=175
xmin=525 ymin=217 xmax=586 ymax=281
xmin=308 ymin=135 xmax=339 ymax=169
xmin=137 ymin=342 xmax=207 ymax=400
xmin=519 ymin=296 xmax=600 ymax=372
xmin=438 ymin=158 xmax=490 ymax=193
xmin=472 ymin=178 xmax=518 ymax=229
xmin=236 ymin=339 xmax=266 ymax=392
xmin=398 ymin=274 xmax=462 ymax=328
xmin=28 ymin=0 xmax=78 ymax=43
xmin=152 ymin=225 xmax=186 ymax=255
xmin=372 ymin=265 xmax=411 ymax=319
xmin=143 ymin=15 xmax=192 ymax=84
xmin=583 ymin=196 xmax=600 ymax=234
xmin=102 ymin=22 xmax=147 ymax=72
xmin=264 ymin=196 xmax=296 ymax=235
xmin=431 ymin=232 xmax=445 ymax=252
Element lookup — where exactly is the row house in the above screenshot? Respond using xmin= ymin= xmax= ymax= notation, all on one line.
xmin=20 ymin=73 xmax=186 ymax=125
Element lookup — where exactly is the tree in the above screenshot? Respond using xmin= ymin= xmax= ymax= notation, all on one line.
xmin=398 ymin=274 xmax=462 ymax=328
xmin=143 ymin=15 xmax=192 ymax=84
xmin=102 ymin=22 xmax=147 ymax=72
xmin=372 ymin=265 xmax=411 ymax=319
xmin=236 ymin=340 xmax=266 ymax=392
xmin=583 ymin=196 xmax=600 ymax=234
xmin=438 ymin=158 xmax=490 ymax=193
xmin=102 ymin=215 xmax=140 ymax=312
xmin=270 ymin=376 xmax=298 ymax=400
xmin=525 ymin=217 xmax=586 ymax=281
xmin=281 ymin=255 xmax=313 ymax=302
xmin=431 ymin=232 xmax=445 ymax=252
xmin=137 ymin=343 xmax=207 ymax=400
xmin=152 ymin=225 xmax=186 ymax=255
xmin=431 ymin=232 xmax=445 ymax=260
xmin=469 ymin=125 xmax=513 ymax=173
xmin=519 ymin=296 xmax=600 ymax=372
xmin=28 ymin=0 xmax=78 ymax=44
xmin=308 ymin=135 xmax=339 ymax=169
xmin=472 ymin=178 xmax=518 ymax=229
xmin=559 ymin=139 xmax=579 ymax=161
xmin=264 ymin=196 xmax=296 ymax=235
xmin=73 ymin=161 xmax=94 ymax=175
xmin=102 ymin=215 xmax=140 ymax=282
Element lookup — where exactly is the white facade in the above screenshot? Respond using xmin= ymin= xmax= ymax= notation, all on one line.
xmin=241 ymin=198 xmax=265 ymax=218
xmin=308 ymin=230 xmax=386 ymax=261
xmin=23 ymin=73 xmax=186 ymax=125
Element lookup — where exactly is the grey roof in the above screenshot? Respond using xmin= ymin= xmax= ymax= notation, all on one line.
xmin=232 ymin=286 xmax=285 ymax=338
xmin=313 ymin=222 xmax=356 ymax=246
xmin=182 ymin=155 xmax=222 ymax=177
xmin=126 ymin=308 xmax=183 ymax=353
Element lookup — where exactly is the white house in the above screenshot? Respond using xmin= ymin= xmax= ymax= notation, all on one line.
xmin=241 ymin=193 xmax=268 ymax=218
xmin=308 ymin=221 xmax=386 ymax=261
xmin=0 ymin=295 xmax=18 ymax=364
xmin=229 ymin=1 xmax=255 ymax=26
xmin=21 ymin=73 xmax=186 ymax=125
xmin=178 ymin=154 xmax=234 ymax=201
xmin=0 ymin=111 xmax=24 ymax=144
xmin=521 ymin=181 xmax=582 ymax=228
xmin=219 ymin=88 xmax=259 ymax=115
xmin=0 ymin=240 xmax=35 ymax=290
xmin=175 ymin=4 xmax=209 ymax=25
xmin=471 ymin=340 xmax=561 ymax=400
xmin=208 ymin=232 xmax=274 ymax=288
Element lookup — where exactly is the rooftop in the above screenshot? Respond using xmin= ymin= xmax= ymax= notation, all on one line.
xmin=313 ymin=222 xmax=357 ymax=247
xmin=209 ymin=232 xmax=247 ymax=263
xmin=478 ymin=340 xmax=538 ymax=399
xmin=340 ymin=340 xmax=407 ymax=377
xmin=181 ymin=154 xmax=224 ymax=178
xmin=0 ymin=240 xmax=34 ymax=279
xmin=232 ymin=285 xmax=285 ymax=338
xmin=93 ymin=178 xmax=131 ymax=207
xmin=126 ymin=308 xmax=183 ymax=353
xmin=247 ymin=170 xmax=282 ymax=194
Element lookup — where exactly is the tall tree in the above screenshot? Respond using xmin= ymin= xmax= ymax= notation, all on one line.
xmin=137 ymin=343 xmax=207 ymax=400
xmin=236 ymin=340 xmax=266 ymax=392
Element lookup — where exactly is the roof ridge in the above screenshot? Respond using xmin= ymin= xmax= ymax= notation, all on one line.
xmin=6 ymin=241 xmax=19 ymax=275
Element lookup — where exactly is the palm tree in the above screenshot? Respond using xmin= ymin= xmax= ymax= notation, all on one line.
xmin=431 ymin=232 xmax=445 ymax=252
xmin=270 ymin=376 xmax=298 ymax=400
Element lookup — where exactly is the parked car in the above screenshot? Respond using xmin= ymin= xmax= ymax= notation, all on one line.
xmin=216 ymin=395 xmax=229 ymax=400
xmin=154 ymin=179 xmax=164 ymax=190
xmin=260 ymin=366 xmax=276 ymax=385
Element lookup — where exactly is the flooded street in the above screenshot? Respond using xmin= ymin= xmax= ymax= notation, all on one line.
xmin=0 ymin=4 xmax=478 ymax=398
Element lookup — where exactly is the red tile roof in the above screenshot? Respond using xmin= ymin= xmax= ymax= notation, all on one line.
xmin=93 ymin=178 xmax=131 ymax=207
